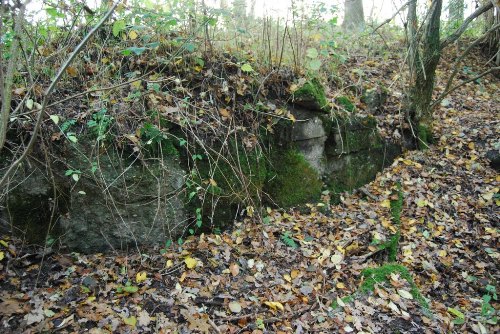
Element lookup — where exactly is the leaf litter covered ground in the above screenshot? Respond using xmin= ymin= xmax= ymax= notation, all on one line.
xmin=1 ymin=48 xmax=499 ymax=333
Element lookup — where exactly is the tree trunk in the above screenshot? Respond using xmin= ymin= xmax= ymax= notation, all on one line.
xmin=342 ymin=0 xmax=365 ymax=32
xmin=449 ymin=0 xmax=464 ymax=26
xmin=407 ymin=0 xmax=443 ymax=149
xmin=0 ymin=4 xmax=26 ymax=152
xmin=484 ymin=1 xmax=500 ymax=66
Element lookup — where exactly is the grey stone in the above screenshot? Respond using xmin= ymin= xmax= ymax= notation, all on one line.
xmin=59 ymin=147 xmax=186 ymax=253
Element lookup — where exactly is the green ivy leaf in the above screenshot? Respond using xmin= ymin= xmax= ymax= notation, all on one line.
xmin=308 ymin=59 xmax=322 ymax=71
xmin=306 ymin=48 xmax=319 ymax=59
xmin=241 ymin=63 xmax=254 ymax=72
xmin=113 ymin=20 xmax=126 ymax=37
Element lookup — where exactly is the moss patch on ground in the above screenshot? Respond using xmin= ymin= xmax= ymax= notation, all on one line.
xmin=336 ymin=96 xmax=356 ymax=112
xmin=332 ymin=263 xmax=430 ymax=314
xmin=360 ymin=264 xmax=430 ymax=311
xmin=265 ymin=150 xmax=322 ymax=207
xmin=378 ymin=182 xmax=403 ymax=261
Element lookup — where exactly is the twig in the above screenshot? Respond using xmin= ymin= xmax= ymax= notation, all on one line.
xmin=372 ymin=0 xmax=411 ymax=33
xmin=207 ymin=317 xmax=221 ymax=334
xmin=0 ymin=1 xmax=121 ymax=189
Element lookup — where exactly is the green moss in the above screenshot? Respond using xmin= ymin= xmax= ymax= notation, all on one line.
xmin=336 ymin=96 xmax=356 ymax=112
xmin=292 ymin=78 xmax=328 ymax=111
xmin=417 ymin=123 xmax=434 ymax=149
xmin=331 ymin=264 xmax=430 ymax=313
xmin=361 ymin=264 xmax=430 ymax=311
xmin=265 ymin=150 xmax=322 ymax=207
xmin=331 ymin=295 xmax=355 ymax=309
xmin=379 ymin=183 xmax=403 ymax=261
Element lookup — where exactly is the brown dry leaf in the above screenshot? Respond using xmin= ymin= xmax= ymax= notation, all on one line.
xmin=229 ymin=263 xmax=240 ymax=276
xmin=219 ymin=108 xmax=232 ymax=119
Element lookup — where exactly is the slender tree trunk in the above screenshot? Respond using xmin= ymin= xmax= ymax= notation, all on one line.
xmin=407 ymin=0 xmax=443 ymax=148
xmin=0 ymin=3 xmax=26 ymax=152
xmin=449 ymin=0 xmax=464 ymax=26
xmin=484 ymin=0 xmax=500 ymax=65
xmin=342 ymin=0 xmax=365 ymax=32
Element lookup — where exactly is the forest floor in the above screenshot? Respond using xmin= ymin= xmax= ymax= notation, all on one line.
xmin=0 ymin=47 xmax=499 ymax=334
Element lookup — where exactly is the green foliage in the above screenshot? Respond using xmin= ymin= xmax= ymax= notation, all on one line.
xmin=281 ymin=231 xmax=298 ymax=248
xmin=481 ymin=284 xmax=498 ymax=324
xmin=265 ymin=150 xmax=322 ymax=208
xmin=139 ymin=123 xmax=178 ymax=157
xmin=87 ymin=108 xmax=113 ymax=141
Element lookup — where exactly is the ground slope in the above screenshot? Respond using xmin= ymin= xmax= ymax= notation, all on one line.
xmin=0 ymin=49 xmax=498 ymax=334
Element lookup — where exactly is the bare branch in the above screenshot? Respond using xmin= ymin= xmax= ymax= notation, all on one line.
xmin=431 ymin=67 xmax=500 ymax=108
xmin=440 ymin=2 xmax=493 ymax=49
xmin=372 ymin=0 xmax=411 ymax=33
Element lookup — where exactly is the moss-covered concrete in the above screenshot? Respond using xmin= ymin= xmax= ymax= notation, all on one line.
xmin=192 ymin=139 xmax=267 ymax=229
xmin=265 ymin=150 xmax=322 ymax=207
xmin=292 ymin=78 xmax=328 ymax=111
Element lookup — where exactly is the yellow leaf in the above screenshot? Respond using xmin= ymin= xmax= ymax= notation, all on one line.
xmin=166 ymin=260 xmax=173 ymax=268
xmin=136 ymin=271 xmax=147 ymax=283
xmin=66 ymin=66 xmax=78 ymax=77
xmin=209 ymin=178 xmax=217 ymax=187
xmin=402 ymin=159 xmax=413 ymax=165
xmin=184 ymin=257 xmax=197 ymax=269
xmin=129 ymin=30 xmax=138 ymax=40
xmin=468 ymin=142 xmax=475 ymax=150
xmin=283 ymin=274 xmax=292 ymax=282
xmin=381 ymin=199 xmax=391 ymax=208
xmin=130 ymin=80 xmax=142 ymax=90
xmin=438 ymin=250 xmax=447 ymax=257
xmin=0 ymin=240 xmax=8 ymax=247
xmin=288 ymin=114 xmax=296 ymax=123
xmin=0 ymin=251 xmax=4 ymax=261
xmin=291 ymin=269 xmax=300 ymax=279
xmin=336 ymin=282 xmax=345 ymax=289
xmin=416 ymin=198 xmax=428 ymax=207
xmin=264 ymin=301 xmax=284 ymax=311
xmin=123 ymin=316 xmax=137 ymax=327
xmin=219 ymin=108 xmax=232 ymax=119
xmin=246 ymin=206 xmax=254 ymax=217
